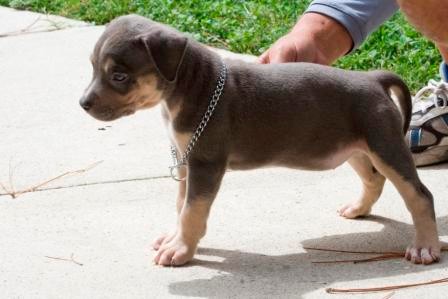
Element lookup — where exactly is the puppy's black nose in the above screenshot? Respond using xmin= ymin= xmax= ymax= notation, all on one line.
xmin=79 ymin=93 xmax=97 ymax=111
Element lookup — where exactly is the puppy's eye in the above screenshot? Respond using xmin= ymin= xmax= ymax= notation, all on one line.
xmin=111 ymin=72 xmax=128 ymax=82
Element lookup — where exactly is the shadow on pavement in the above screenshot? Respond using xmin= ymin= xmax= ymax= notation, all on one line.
xmin=419 ymin=162 xmax=448 ymax=171
xmin=169 ymin=215 xmax=448 ymax=298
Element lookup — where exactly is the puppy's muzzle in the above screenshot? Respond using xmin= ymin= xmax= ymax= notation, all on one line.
xmin=79 ymin=93 xmax=98 ymax=111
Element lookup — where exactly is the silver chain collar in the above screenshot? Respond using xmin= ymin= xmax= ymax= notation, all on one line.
xmin=169 ymin=61 xmax=228 ymax=181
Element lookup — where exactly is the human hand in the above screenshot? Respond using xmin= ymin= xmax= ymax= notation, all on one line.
xmin=258 ymin=33 xmax=321 ymax=64
xmin=258 ymin=13 xmax=352 ymax=65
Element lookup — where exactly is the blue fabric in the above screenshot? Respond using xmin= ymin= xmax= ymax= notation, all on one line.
xmin=440 ymin=62 xmax=448 ymax=82
xmin=410 ymin=128 xmax=421 ymax=147
xmin=305 ymin=0 xmax=399 ymax=53
xmin=442 ymin=114 xmax=448 ymax=126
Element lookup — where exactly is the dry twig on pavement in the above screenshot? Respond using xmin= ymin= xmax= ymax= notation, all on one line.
xmin=304 ymin=246 xmax=448 ymax=264
xmin=326 ymin=277 xmax=448 ymax=294
xmin=45 ymin=253 xmax=83 ymax=266
xmin=0 ymin=161 xmax=102 ymax=199
xmin=304 ymin=246 xmax=448 ymax=294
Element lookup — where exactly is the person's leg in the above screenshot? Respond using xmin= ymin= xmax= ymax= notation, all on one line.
xmin=397 ymin=0 xmax=448 ymax=81
xmin=396 ymin=0 xmax=448 ymax=84
xmin=437 ymin=44 xmax=448 ymax=81
xmin=396 ymin=0 xmax=448 ymax=48
xmin=398 ymin=1 xmax=448 ymax=166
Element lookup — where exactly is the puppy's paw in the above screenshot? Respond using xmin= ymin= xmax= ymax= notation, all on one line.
xmin=405 ymin=243 xmax=441 ymax=265
xmin=153 ymin=234 xmax=196 ymax=266
xmin=338 ymin=202 xmax=371 ymax=219
xmin=152 ymin=232 xmax=176 ymax=251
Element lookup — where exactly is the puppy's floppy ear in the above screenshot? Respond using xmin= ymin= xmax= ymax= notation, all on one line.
xmin=138 ymin=27 xmax=188 ymax=82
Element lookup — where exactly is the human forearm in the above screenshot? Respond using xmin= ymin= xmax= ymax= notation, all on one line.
xmin=290 ymin=12 xmax=352 ymax=64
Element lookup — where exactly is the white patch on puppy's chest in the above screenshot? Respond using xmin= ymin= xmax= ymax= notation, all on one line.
xmin=161 ymin=102 xmax=191 ymax=154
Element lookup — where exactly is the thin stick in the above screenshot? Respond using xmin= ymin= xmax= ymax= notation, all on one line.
xmin=14 ymin=161 xmax=102 ymax=196
xmin=306 ymin=246 xmax=448 ymax=264
xmin=304 ymin=246 xmax=402 ymax=255
xmin=307 ymin=246 xmax=448 ymax=294
xmin=312 ymin=253 xmax=403 ymax=264
xmin=45 ymin=253 xmax=83 ymax=266
xmin=327 ymin=277 xmax=448 ymax=294
xmin=0 ymin=161 xmax=102 ymax=198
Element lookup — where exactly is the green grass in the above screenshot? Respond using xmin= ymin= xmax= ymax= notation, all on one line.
xmin=1 ymin=0 xmax=441 ymax=92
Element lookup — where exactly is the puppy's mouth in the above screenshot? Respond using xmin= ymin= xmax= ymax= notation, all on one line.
xmin=88 ymin=106 xmax=136 ymax=122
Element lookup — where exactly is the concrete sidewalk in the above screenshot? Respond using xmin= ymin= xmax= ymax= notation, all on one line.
xmin=1 ymin=6 xmax=447 ymax=299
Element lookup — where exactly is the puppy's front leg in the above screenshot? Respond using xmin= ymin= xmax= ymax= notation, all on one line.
xmin=152 ymin=166 xmax=187 ymax=250
xmin=154 ymin=160 xmax=226 ymax=266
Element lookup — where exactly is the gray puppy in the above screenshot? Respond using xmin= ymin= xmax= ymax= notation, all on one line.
xmin=80 ymin=14 xmax=440 ymax=266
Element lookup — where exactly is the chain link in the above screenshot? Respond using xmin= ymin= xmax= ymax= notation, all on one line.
xmin=169 ymin=61 xmax=227 ymax=181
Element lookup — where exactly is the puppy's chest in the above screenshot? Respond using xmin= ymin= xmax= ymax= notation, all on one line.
xmin=161 ymin=104 xmax=191 ymax=154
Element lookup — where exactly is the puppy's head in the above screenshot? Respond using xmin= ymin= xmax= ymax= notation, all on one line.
xmin=80 ymin=14 xmax=188 ymax=121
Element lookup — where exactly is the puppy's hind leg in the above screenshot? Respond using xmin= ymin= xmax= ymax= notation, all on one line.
xmin=367 ymin=139 xmax=440 ymax=264
xmin=339 ymin=153 xmax=386 ymax=218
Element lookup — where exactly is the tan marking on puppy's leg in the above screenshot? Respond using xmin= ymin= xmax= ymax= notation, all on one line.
xmin=152 ymin=166 xmax=187 ymax=251
xmin=154 ymin=105 xmax=191 ymax=253
xmin=179 ymin=198 xmax=211 ymax=244
xmin=339 ymin=153 xmax=386 ymax=218
xmin=368 ymin=153 xmax=440 ymax=264
xmin=154 ymin=197 xmax=212 ymax=266
xmin=154 ymin=160 xmax=226 ymax=266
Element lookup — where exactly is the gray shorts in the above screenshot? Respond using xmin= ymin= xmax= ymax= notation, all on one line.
xmin=306 ymin=0 xmax=399 ymax=52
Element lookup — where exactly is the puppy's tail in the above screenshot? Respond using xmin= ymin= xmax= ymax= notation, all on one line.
xmin=371 ymin=70 xmax=412 ymax=135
